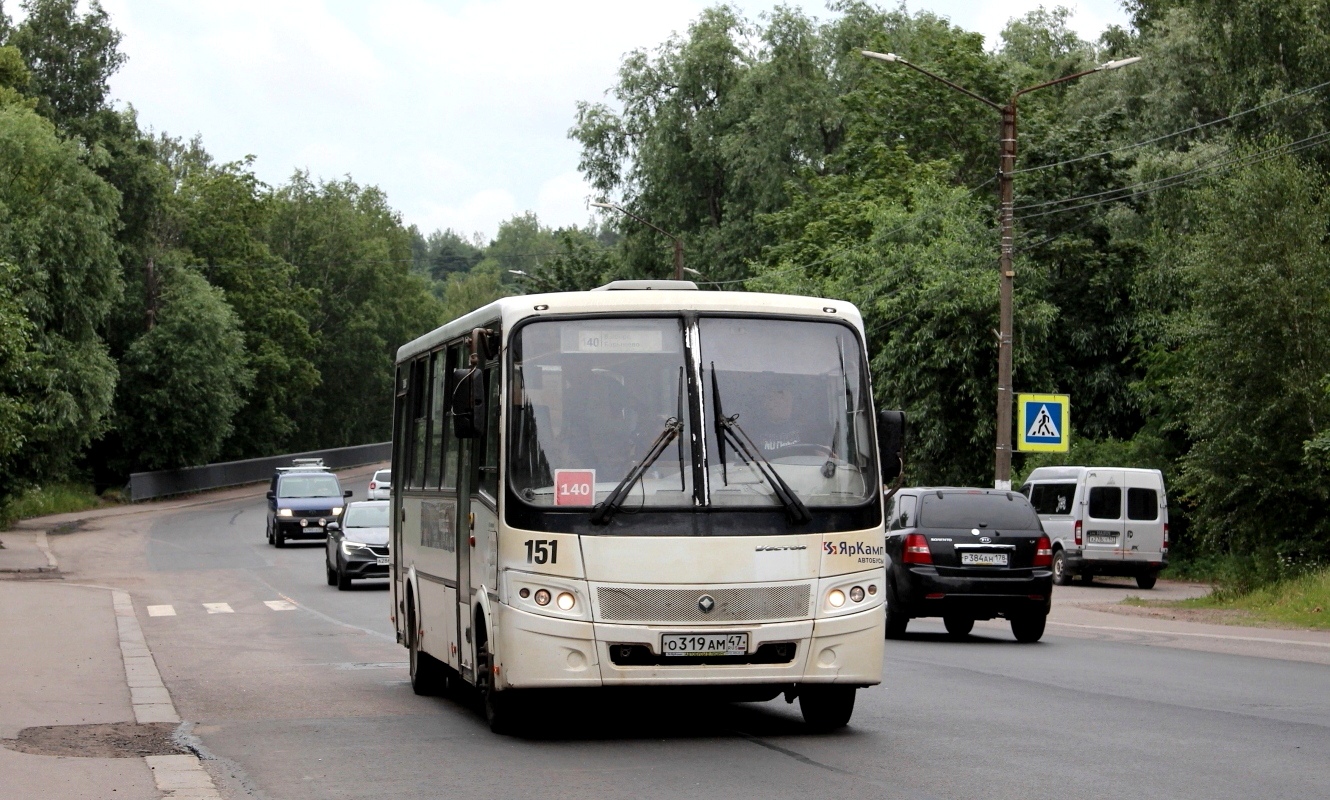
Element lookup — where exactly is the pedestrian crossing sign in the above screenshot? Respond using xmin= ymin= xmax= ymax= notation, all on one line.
xmin=1017 ymin=394 xmax=1069 ymax=452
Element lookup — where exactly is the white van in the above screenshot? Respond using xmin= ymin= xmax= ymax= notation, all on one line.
xmin=1020 ymin=467 xmax=1169 ymax=589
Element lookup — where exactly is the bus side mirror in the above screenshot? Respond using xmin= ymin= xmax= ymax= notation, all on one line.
xmin=453 ymin=368 xmax=486 ymax=439
xmin=877 ymin=409 xmax=906 ymax=482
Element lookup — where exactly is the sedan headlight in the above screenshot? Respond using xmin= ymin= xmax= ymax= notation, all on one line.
xmin=277 ymin=509 xmax=293 ymax=517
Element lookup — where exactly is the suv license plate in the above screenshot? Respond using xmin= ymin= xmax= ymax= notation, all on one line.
xmin=961 ymin=552 xmax=1009 ymax=566
xmin=375 ymin=556 xmax=390 ymax=566
xmin=661 ymin=633 xmax=748 ymax=657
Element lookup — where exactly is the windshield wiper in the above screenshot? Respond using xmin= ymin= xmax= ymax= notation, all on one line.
xmin=709 ymin=368 xmax=812 ymax=525
xmin=590 ymin=418 xmax=685 ymax=525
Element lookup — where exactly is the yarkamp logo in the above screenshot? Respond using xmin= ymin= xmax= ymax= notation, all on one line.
xmin=697 ymin=595 xmax=716 ymax=614
xmin=755 ymin=545 xmax=808 ymax=552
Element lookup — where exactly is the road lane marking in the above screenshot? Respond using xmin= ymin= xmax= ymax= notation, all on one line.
xmin=203 ymin=603 xmax=233 ymax=614
xmin=1049 ymin=620 xmax=1330 ymax=648
xmin=264 ymin=600 xmax=297 ymax=611
xmin=146 ymin=604 xmax=176 ymax=617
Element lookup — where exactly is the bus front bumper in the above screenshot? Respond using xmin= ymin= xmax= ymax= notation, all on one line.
xmin=493 ymin=603 xmax=884 ymax=690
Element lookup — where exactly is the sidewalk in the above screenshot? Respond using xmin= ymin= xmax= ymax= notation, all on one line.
xmin=0 ymin=528 xmax=58 ymax=575
xmin=0 ymin=581 xmax=159 ymax=800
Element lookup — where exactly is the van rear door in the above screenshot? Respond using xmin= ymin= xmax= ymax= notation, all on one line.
xmin=1082 ymin=470 xmax=1126 ymax=564
xmin=1125 ymin=471 xmax=1166 ymax=565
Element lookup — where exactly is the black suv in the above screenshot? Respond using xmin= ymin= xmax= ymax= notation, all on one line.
xmin=884 ymin=488 xmax=1054 ymax=642
xmin=266 ymin=463 xmax=351 ymax=547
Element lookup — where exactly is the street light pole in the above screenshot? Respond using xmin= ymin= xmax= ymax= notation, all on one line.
xmin=590 ymin=201 xmax=684 ymax=281
xmin=861 ymin=50 xmax=1140 ymax=489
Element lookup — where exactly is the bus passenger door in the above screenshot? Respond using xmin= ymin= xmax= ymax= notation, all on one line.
xmin=472 ymin=362 xmax=502 ymax=597
xmin=450 ymin=342 xmax=475 ymax=681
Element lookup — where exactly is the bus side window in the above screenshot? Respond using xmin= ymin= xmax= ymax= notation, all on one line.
xmin=410 ymin=357 xmax=429 ymax=489
xmin=479 ymin=363 xmax=501 ymax=500
xmin=426 ymin=350 xmax=446 ymax=489
xmin=444 ymin=343 xmax=465 ymax=490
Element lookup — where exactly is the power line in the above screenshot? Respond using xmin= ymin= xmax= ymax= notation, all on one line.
xmin=1015 ymin=130 xmax=1330 ymax=221
xmin=1013 ymin=78 xmax=1330 ymax=175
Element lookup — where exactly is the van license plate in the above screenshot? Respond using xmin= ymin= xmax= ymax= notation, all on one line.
xmin=661 ymin=633 xmax=748 ymax=657
xmin=961 ymin=552 xmax=1008 ymax=566
xmin=1086 ymin=532 xmax=1118 ymax=543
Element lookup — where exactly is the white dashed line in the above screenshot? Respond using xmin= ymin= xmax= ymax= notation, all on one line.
xmin=146 ymin=604 xmax=176 ymax=617
xmin=202 ymin=603 xmax=234 ymax=614
xmin=264 ymin=600 xmax=297 ymax=611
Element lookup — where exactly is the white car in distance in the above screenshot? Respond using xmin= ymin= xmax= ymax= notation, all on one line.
xmin=367 ymin=469 xmax=391 ymax=500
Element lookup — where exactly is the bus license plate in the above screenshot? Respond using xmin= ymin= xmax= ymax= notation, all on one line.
xmin=376 ymin=557 xmax=390 ymax=566
xmin=661 ymin=633 xmax=748 ymax=657
xmin=961 ymin=552 xmax=1008 ymax=566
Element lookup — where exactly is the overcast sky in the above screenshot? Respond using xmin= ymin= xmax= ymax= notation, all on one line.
xmin=99 ymin=1 xmax=1131 ymax=242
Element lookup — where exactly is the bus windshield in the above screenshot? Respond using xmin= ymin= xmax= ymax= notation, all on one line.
xmin=508 ymin=315 xmax=876 ymax=514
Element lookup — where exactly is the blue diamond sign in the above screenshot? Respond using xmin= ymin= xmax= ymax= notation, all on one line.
xmin=1017 ymin=394 xmax=1069 ymax=453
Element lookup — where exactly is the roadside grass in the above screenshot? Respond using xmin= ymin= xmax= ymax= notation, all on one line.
xmin=0 ymin=483 xmax=115 ymax=529
xmin=1122 ymin=567 xmax=1330 ymax=630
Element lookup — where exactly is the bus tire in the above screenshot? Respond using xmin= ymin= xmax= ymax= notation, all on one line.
xmin=408 ymin=598 xmax=445 ymax=696
xmin=799 ymin=685 xmax=856 ymax=731
xmin=476 ymin=626 xmax=522 ymax=734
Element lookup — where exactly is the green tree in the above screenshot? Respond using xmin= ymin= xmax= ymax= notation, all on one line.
xmin=266 ymin=174 xmax=443 ymax=448
xmin=114 ymin=266 xmax=253 ymax=469
xmin=0 ymin=100 xmax=121 ymax=483
xmin=1150 ymin=151 xmax=1330 ymax=570
xmin=7 ymin=0 xmax=124 ymax=136
xmin=173 ymin=159 xmax=321 ymax=459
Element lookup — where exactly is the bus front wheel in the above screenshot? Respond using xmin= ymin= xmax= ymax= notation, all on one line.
xmin=477 ymin=634 xmax=522 ymax=735
xmin=799 ymin=685 xmax=856 ymax=731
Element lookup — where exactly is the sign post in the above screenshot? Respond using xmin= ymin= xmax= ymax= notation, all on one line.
xmin=1017 ymin=394 xmax=1069 ymax=453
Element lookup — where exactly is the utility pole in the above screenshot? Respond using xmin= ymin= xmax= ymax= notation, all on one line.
xmin=590 ymin=201 xmax=684 ymax=281
xmin=861 ymin=51 xmax=1140 ymax=489
xmin=145 ymin=257 xmax=157 ymax=330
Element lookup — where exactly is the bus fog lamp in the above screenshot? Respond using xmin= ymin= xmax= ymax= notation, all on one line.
xmin=827 ymin=589 xmax=846 ymax=608
xmin=849 ymin=586 xmax=865 ymax=603
xmin=534 ymin=589 xmax=551 ymax=606
xmin=556 ymin=592 xmax=575 ymax=610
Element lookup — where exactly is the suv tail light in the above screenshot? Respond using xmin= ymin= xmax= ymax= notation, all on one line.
xmin=1162 ymin=523 xmax=1169 ymax=554
xmin=369 ymin=482 xmax=377 ymax=490
xmin=1034 ymin=535 xmax=1053 ymax=567
xmin=903 ymin=533 xmax=933 ymax=565
xmin=1074 ymin=519 xmax=1083 ymax=547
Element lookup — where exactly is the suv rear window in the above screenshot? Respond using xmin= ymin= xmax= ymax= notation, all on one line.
xmin=1127 ymin=488 xmax=1159 ymax=520
xmin=1027 ymin=483 xmax=1076 ymax=515
xmin=918 ymin=492 xmax=1041 ymax=530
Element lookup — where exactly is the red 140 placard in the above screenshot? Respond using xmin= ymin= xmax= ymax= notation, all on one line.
xmin=553 ymin=469 xmax=595 ymax=506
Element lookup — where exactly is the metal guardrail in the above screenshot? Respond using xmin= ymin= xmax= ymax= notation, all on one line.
xmin=128 ymin=442 xmax=392 ymax=502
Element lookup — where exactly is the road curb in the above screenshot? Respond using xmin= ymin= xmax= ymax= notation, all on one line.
xmin=111 ymin=590 xmax=225 ymax=800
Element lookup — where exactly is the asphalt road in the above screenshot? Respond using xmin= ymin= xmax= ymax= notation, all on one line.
xmin=56 ymin=469 xmax=1330 ymax=800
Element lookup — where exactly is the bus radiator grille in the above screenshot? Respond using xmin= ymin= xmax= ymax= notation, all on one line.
xmin=595 ymin=585 xmax=811 ymax=623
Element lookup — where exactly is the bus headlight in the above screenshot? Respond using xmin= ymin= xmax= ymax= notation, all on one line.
xmin=827 ymin=589 xmax=846 ymax=608
xmin=849 ymin=586 xmax=866 ymax=603
xmin=556 ymin=592 xmax=575 ymax=610
xmin=534 ymin=589 xmax=551 ymax=606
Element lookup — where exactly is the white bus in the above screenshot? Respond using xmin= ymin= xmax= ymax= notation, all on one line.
xmin=389 ymin=280 xmax=903 ymax=733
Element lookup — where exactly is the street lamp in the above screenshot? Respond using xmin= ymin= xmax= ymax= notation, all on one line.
xmin=507 ymin=269 xmax=559 ymax=292
xmin=590 ymin=200 xmax=684 ymax=281
xmin=861 ymin=50 xmax=1140 ymax=489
